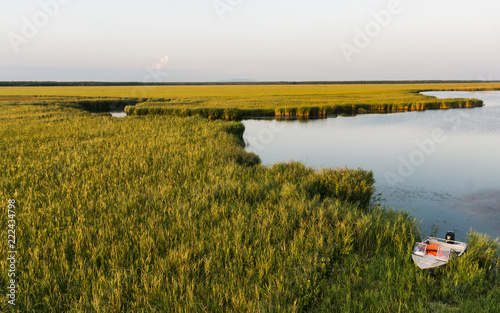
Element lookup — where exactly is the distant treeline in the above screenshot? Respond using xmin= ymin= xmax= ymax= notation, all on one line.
xmin=1 ymin=80 xmax=499 ymax=87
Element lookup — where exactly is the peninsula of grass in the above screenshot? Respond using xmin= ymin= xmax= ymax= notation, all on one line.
xmin=1 ymin=82 xmax=499 ymax=120
xmin=1 ymin=100 xmax=499 ymax=312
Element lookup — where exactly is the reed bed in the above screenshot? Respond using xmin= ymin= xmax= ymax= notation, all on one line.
xmin=126 ymin=99 xmax=483 ymax=120
xmin=0 ymin=102 xmax=498 ymax=312
xmin=1 ymin=82 xmax=498 ymax=120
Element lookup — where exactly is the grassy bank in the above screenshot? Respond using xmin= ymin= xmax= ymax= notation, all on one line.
xmin=1 ymin=82 xmax=499 ymax=120
xmin=0 ymin=96 xmax=145 ymax=113
xmin=124 ymin=98 xmax=483 ymax=120
xmin=1 ymin=102 xmax=499 ymax=312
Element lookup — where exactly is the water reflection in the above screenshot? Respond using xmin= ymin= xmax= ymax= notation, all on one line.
xmin=243 ymin=91 xmax=500 ymax=240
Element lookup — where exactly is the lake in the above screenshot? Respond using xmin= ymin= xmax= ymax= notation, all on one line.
xmin=243 ymin=91 xmax=500 ymax=241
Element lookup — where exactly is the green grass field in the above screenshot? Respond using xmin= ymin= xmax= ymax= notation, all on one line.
xmin=1 ymin=83 xmax=500 ymax=101
xmin=1 ymin=84 xmax=499 ymax=311
xmin=1 ymin=82 xmax=500 ymax=119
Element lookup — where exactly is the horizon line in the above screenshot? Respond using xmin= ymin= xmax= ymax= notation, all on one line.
xmin=2 ymin=80 xmax=500 ymax=87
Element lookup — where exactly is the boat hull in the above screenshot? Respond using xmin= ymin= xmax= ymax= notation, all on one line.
xmin=412 ymin=237 xmax=467 ymax=270
xmin=412 ymin=253 xmax=448 ymax=270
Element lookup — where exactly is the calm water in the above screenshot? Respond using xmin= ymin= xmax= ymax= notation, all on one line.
xmin=243 ymin=91 xmax=500 ymax=241
xmin=110 ymin=111 xmax=127 ymax=118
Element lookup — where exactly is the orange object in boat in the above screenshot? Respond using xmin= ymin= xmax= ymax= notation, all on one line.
xmin=426 ymin=244 xmax=438 ymax=256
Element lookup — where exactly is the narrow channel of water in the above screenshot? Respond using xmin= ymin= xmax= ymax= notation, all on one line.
xmin=110 ymin=111 xmax=127 ymax=118
xmin=243 ymin=91 xmax=500 ymax=241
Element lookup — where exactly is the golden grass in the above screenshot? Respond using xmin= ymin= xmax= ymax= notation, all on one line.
xmin=0 ymin=98 xmax=499 ymax=311
xmin=1 ymin=83 xmax=499 ymax=109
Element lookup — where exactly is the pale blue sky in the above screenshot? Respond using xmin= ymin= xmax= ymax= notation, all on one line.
xmin=1 ymin=0 xmax=499 ymax=81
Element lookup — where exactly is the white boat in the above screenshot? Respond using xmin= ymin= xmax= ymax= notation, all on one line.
xmin=412 ymin=232 xmax=467 ymax=270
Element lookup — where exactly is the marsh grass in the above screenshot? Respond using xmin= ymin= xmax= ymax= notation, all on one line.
xmin=1 ymin=82 xmax=496 ymax=120
xmin=129 ymin=99 xmax=483 ymax=120
xmin=0 ymin=99 xmax=499 ymax=312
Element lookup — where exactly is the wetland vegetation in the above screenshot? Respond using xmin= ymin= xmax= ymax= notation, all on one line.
xmin=1 ymin=82 xmax=500 ymax=119
xmin=0 ymin=83 xmax=499 ymax=312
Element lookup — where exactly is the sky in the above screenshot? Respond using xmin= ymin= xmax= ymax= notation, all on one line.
xmin=1 ymin=0 xmax=500 ymax=82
